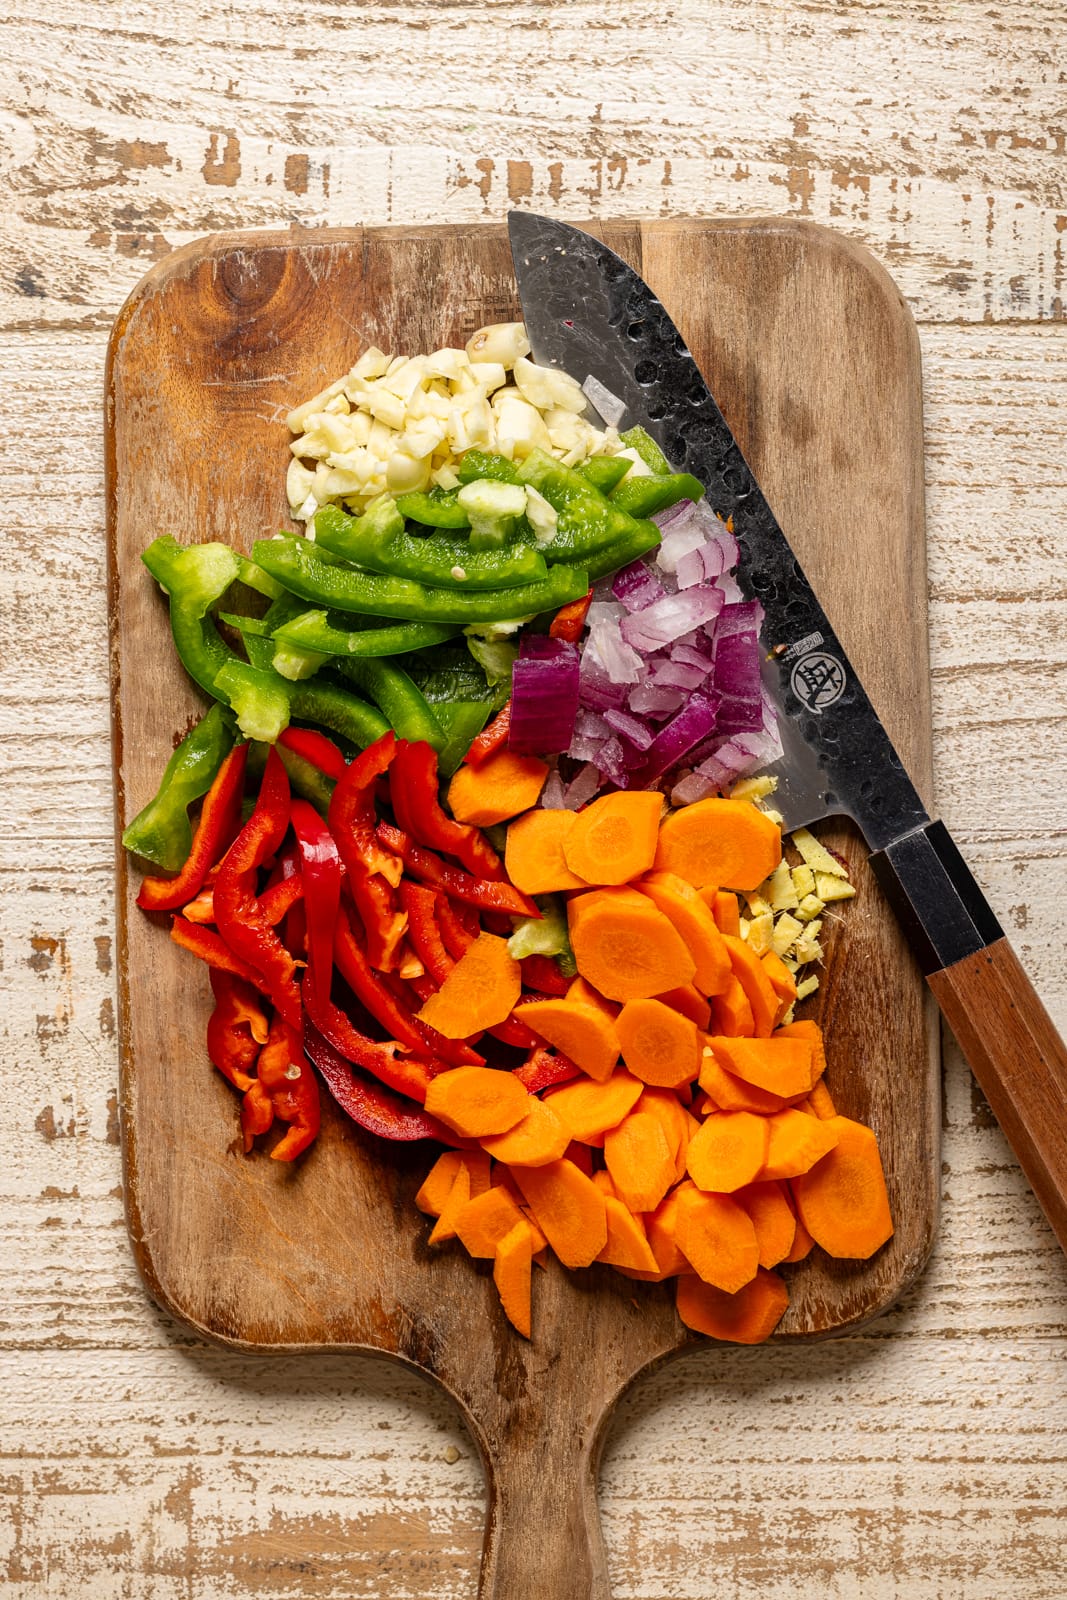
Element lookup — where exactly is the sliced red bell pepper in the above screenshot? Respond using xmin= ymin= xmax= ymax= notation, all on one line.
xmin=302 ymin=980 xmax=437 ymax=1104
xmin=206 ymin=968 xmax=269 ymax=1092
xmin=513 ymin=1045 xmax=582 ymax=1093
xmin=303 ymin=1022 xmax=458 ymax=1143
xmin=487 ymin=1012 xmax=541 ymax=1050
xmin=391 ymin=738 xmax=504 ymax=880
xmin=171 ymin=917 xmax=270 ymax=995
xmin=464 ymin=702 xmax=511 ymax=768
xmin=240 ymin=1013 xmax=321 ymax=1161
xmin=137 ymin=743 xmax=248 ymax=912
xmin=212 ymin=748 xmax=302 ymax=1029
xmin=328 ymin=730 xmax=407 ymax=970
xmin=279 ymin=726 xmax=348 ymax=781
xmin=398 ymin=883 xmax=454 ymax=985
xmin=181 ymin=874 xmax=304 ymax=929
xmin=290 ymin=798 xmax=341 ymax=1012
xmin=376 ymin=822 xmax=539 ymax=918
xmin=519 ymin=953 xmax=571 ymax=997
xmin=549 ymin=588 xmax=593 ymax=644
xmin=436 ymin=895 xmax=478 ymax=960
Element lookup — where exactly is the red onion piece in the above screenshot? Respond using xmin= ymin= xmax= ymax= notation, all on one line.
xmin=630 ymin=693 xmax=721 ymax=787
xmin=509 ymin=636 xmax=580 ymax=754
xmin=563 ymin=762 xmax=602 ymax=810
xmin=612 ymin=559 xmax=667 ymax=612
xmin=603 ymin=707 xmax=655 ymax=751
xmin=620 ymin=586 xmax=725 ymax=652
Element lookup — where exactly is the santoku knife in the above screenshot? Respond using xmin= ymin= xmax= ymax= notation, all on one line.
xmin=508 ymin=209 xmax=1067 ymax=1256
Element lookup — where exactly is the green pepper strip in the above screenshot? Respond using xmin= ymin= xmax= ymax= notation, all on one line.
xmin=432 ymin=701 xmax=492 ymax=779
xmin=579 ymin=456 xmax=631 ymax=494
xmin=121 ymin=702 xmax=236 ymax=872
xmin=609 ymin=473 xmax=705 ymax=518
xmin=334 ymin=657 xmax=445 ymax=751
xmin=273 ymin=609 xmax=459 ymax=660
xmin=456 ymin=449 xmax=522 ymax=485
xmin=394 ymin=487 xmax=471 ymax=529
xmin=620 ymin=424 xmax=672 ymax=475
xmin=136 ymin=741 xmax=248 ymax=912
xmin=581 ymin=520 xmax=663 ymax=582
xmin=313 ymin=503 xmax=547 ymax=592
xmin=516 ymin=449 xmax=660 ymax=565
xmin=251 ymin=535 xmax=590 ymax=624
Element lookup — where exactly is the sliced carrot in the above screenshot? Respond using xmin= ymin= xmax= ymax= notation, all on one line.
xmin=568 ymin=887 xmax=696 ymax=1001
xmin=637 ymin=871 xmax=733 ymax=996
xmin=686 ymin=1112 xmax=770 ymax=1194
xmin=545 ymin=1070 xmax=644 ymax=1144
xmin=566 ymin=975 xmax=618 ymax=1016
xmin=635 ymin=1086 xmax=693 ymax=1182
xmin=806 ymin=1080 xmax=837 ymax=1119
xmin=655 ymin=984 xmax=712 ymax=1030
xmin=518 ymin=996 xmax=620 ymax=1082
xmin=790 ymin=1117 xmax=893 ymax=1258
xmin=512 ymin=1158 xmax=608 ymax=1268
xmin=603 ymin=1110 xmax=677 ymax=1213
xmin=676 ymin=1267 xmax=789 ymax=1343
xmin=562 ymin=790 xmax=664 ymax=886
xmin=709 ymin=975 xmax=755 ymax=1037
xmin=454 ymin=1185 xmax=528 ymax=1258
xmin=760 ymin=948 xmax=798 ymax=1023
xmin=598 ymin=1195 xmax=660 ymax=1274
xmin=654 ymin=797 xmax=782 ymax=890
xmin=504 ymin=809 xmax=591 ymax=895
xmin=592 ymin=1168 xmax=618 ymax=1199
xmin=710 ymin=890 xmax=741 ymax=937
xmin=735 ymin=1180 xmax=797 ymax=1268
xmin=428 ymin=1161 xmax=471 ymax=1244
xmin=480 ymin=1094 xmax=571 ymax=1167
xmin=616 ymin=997 xmax=701 ymax=1090
xmin=672 ymin=1185 xmax=761 ymax=1293
xmin=708 ymin=1035 xmax=815 ymax=1099
xmin=722 ymin=935 xmax=780 ymax=1038
xmin=493 ymin=1219 xmax=535 ymax=1338
xmin=416 ymin=931 xmax=521 ymax=1038
xmin=776 ymin=1018 xmax=828 ymax=1085
xmin=424 ymin=1066 xmax=530 ymax=1138
xmin=415 ymin=1150 xmax=465 ymax=1217
xmin=646 ymin=1188 xmax=693 ymax=1276
xmin=759 ymin=1108 xmax=840 ymax=1181
xmin=698 ymin=1046 xmax=794 ymax=1115
xmin=446 ymin=749 xmax=549 ymax=826
xmin=783 ymin=1206 xmax=815 ymax=1261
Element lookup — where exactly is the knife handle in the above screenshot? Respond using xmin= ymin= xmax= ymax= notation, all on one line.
xmin=870 ymin=821 xmax=1067 ymax=1254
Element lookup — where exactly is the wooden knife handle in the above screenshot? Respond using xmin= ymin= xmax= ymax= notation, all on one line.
xmin=871 ymin=820 xmax=1067 ymax=1252
xmin=928 ymin=939 xmax=1067 ymax=1252
xmin=477 ymin=1431 xmax=609 ymax=1600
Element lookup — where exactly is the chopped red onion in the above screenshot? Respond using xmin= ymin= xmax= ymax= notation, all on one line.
xmin=655 ymin=513 xmax=706 ymax=575
xmin=612 ymin=559 xmax=667 ymax=613
xmin=563 ymin=762 xmax=602 ymax=810
xmin=540 ymin=768 xmax=567 ymax=809
xmin=509 ymin=636 xmax=580 ymax=754
xmin=649 ymin=658 xmax=708 ymax=692
xmin=578 ymin=653 xmax=630 ymax=711
xmin=652 ymin=499 xmax=698 ymax=534
xmin=671 ymin=643 xmax=715 ymax=671
xmin=629 ymin=680 xmax=685 ymax=718
xmin=586 ymin=612 xmax=644 ymax=684
xmin=670 ymin=770 xmax=720 ymax=806
xmin=630 ymin=693 xmax=721 ymax=787
xmin=603 ymin=707 xmax=655 ymax=751
xmin=620 ymin=586 xmax=725 ymax=652
xmin=595 ymin=735 xmax=633 ymax=788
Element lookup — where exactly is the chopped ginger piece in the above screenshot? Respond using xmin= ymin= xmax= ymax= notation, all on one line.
xmin=730 ymin=775 xmax=778 ymax=803
xmin=745 ymin=912 xmax=774 ymax=955
xmin=790 ymin=865 xmax=816 ymax=899
xmin=815 ymin=872 xmax=857 ymax=903
xmin=744 ymin=890 xmax=773 ymax=919
xmin=796 ymin=894 xmax=826 ymax=922
xmin=796 ymin=974 xmax=820 ymax=1001
xmin=765 ymin=861 xmax=799 ymax=913
xmin=791 ymin=828 xmax=849 ymax=878
xmin=793 ymin=933 xmax=824 ymax=965
xmin=771 ymin=913 xmax=804 ymax=957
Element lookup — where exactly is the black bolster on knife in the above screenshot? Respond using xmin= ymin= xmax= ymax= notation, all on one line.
xmin=868 ymin=820 xmax=1004 ymax=976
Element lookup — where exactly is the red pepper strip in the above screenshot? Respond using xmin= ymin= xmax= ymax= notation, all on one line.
xmin=302 ymin=981 xmax=437 ymax=1104
xmin=376 ymin=823 xmax=539 ymax=918
xmin=396 ymin=970 xmax=437 ymax=1005
xmin=549 ymin=588 xmax=593 ymax=644
xmin=241 ymin=1013 xmax=321 ymax=1161
xmin=519 ymin=954 xmax=571 ymax=997
xmin=289 ymin=799 xmax=341 ymax=1012
xmin=334 ymin=904 xmax=483 ymax=1068
xmin=465 ymin=702 xmax=511 ymax=768
xmin=206 ymin=968 xmax=269 ymax=1092
xmin=279 ymin=726 xmax=349 ymax=781
xmin=437 ymin=895 xmax=479 ymax=959
xmin=171 ymin=917 xmax=271 ymax=996
xmin=391 ymin=739 xmax=504 ymax=881
xmin=394 ymin=943 xmax=425 ymax=982
xmin=399 ymin=883 xmax=454 ymax=985
xmin=487 ymin=1013 xmax=541 ymax=1050
xmin=137 ymin=743 xmax=249 ymax=912
xmin=182 ymin=874 xmax=304 ymax=929
xmin=213 ymin=748 xmax=302 ymax=1030
xmin=513 ymin=1045 xmax=582 ymax=1093
xmin=328 ymin=731 xmax=407 ymax=970
xmin=304 ymin=1020 xmax=457 ymax=1144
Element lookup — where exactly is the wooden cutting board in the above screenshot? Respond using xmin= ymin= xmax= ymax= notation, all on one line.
xmin=107 ymin=218 xmax=940 ymax=1599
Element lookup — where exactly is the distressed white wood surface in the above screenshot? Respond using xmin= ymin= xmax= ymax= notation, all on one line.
xmin=3 ymin=0 xmax=1067 ymax=1594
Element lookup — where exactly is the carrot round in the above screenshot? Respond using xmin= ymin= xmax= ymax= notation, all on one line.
xmin=454 ymin=1185 xmax=528 ymax=1258
xmin=615 ymin=997 xmax=701 ymax=1090
xmin=805 ymin=1080 xmax=837 ymax=1120
xmin=598 ymin=1195 xmax=660 ymax=1274
xmin=698 ymin=1046 xmax=794 ymax=1115
xmin=447 ymin=749 xmax=549 ymax=826
xmin=568 ymin=887 xmax=696 ymax=1001
xmin=709 ymin=976 xmax=755 ymax=1038
xmin=603 ymin=1110 xmax=677 ymax=1213
xmin=686 ymin=1111 xmax=770 ymax=1194
xmin=759 ymin=1108 xmax=840 ymax=1181
xmin=637 ymin=871 xmax=733 ymax=996
xmin=676 ymin=1267 xmax=789 ymax=1343
xmin=735 ymin=1180 xmax=797 ymax=1268
xmin=428 ymin=1160 xmax=472 ymax=1244
xmin=493 ymin=1219 xmax=536 ymax=1338
xmin=655 ymin=985 xmax=711 ymax=1030
xmin=635 ymin=1086 xmax=693 ymax=1181
xmin=708 ymin=1035 xmax=815 ymax=1099
xmin=672 ymin=1185 xmax=761 ymax=1293
xmin=654 ymin=797 xmax=781 ymax=890
xmin=722 ymin=935 xmax=780 ymax=1038
xmin=545 ymin=1070 xmax=644 ymax=1144
xmin=776 ymin=1018 xmax=827 ymax=1085
xmin=783 ymin=1206 xmax=816 ymax=1261
xmin=646 ymin=1188 xmax=693 ymax=1276
xmin=760 ymin=948 xmax=798 ymax=1022
xmin=424 ymin=1066 xmax=530 ymax=1138
xmin=416 ymin=932 xmax=521 ymax=1038
xmin=562 ymin=790 xmax=664 ymax=886
xmin=790 ymin=1116 xmax=893 ymax=1258
xmin=709 ymin=890 xmax=741 ymax=937
xmin=512 ymin=1158 xmax=608 ymax=1269
xmin=480 ymin=1094 xmax=571 ymax=1167
xmin=415 ymin=1150 xmax=465 ymax=1217
xmin=504 ymin=808 xmax=591 ymax=895
xmin=518 ymin=995 xmax=621 ymax=1083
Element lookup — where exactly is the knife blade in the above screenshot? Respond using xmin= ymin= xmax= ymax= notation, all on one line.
xmin=508 ymin=209 xmax=1067 ymax=1256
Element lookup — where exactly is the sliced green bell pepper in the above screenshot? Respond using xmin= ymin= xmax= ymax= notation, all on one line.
xmin=579 ymin=455 xmax=631 ymax=494
xmin=121 ymin=702 xmax=235 ymax=872
xmin=272 ymin=608 xmax=459 ymax=659
xmin=313 ymin=502 xmax=546 ymax=591
xmin=394 ymin=486 xmax=471 ymax=529
xmin=334 ymin=656 xmax=444 ymax=750
xmin=609 ymin=473 xmax=705 ymax=518
xmin=516 ymin=449 xmax=661 ymax=566
xmin=456 ymin=449 xmax=522 ymax=486
xmin=619 ymin=424 xmax=672 ymax=475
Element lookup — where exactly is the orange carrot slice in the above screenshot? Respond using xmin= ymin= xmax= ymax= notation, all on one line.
xmin=759 ymin=1108 xmax=840 ymax=1181
xmin=655 ymin=984 xmax=712 ymax=1030
xmin=598 ymin=1195 xmax=660 ymax=1273
xmin=493 ymin=1219 xmax=536 ymax=1338
xmin=735 ymin=1180 xmax=797 ymax=1268
xmin=776 ymin=1018 xmax=827 ymax=1085
xmin=722 ymin=935 xmax=780 ymax=1038
xmin=637 ymin=871 xmax=733 ymax=996
xmin=708 ymin=1035 xmax=815 ymax=1099
xmin=518 ymin=996 xmax=621 ymax=1082
xmin=698 ymin=1046 xmax=794 ymax=1115
xmin=635 ymin=1086 xmax=693 ymax=1181
xmin=783 ymin=1206 xmax=815 ymax=1261
xmin=686 ymin=1111 xmax=770 ymax=1194
xmin=676 ymin=1267 xmax=789 ymax=1343
xmin=417 ymin=932 xmax=521 ymax=1037
xmin=646 ymin=1188 xmax=693 ymax=1276
xmin=428 ymin=1161 xmax=471 ymax=1244
xmin=709 ymin=976 xmax=755 ymax=1037
xmin=710 ymin=890 xmax=741 ymax=936
xmin=512 ymin=1159 xmax=608 ymax=1269
xmin=760 ymin=949 xmax=798 ymax=1023
xmin=790 ymin=1117 xmax=893 ymax=1258
xmin=568 ymin=887 xmax=696 ymax=1001
xmin=504 ymin=808 xmax=591 ymax=895
xmin=603 ymin=1110 xmax=677 ymax=1213
xmin=654 ymin=797 xmax=781 ymax=890
xmin=415 ymin=1150 xmax=465 ymax=1216
xmin=454 ymin=1185 xmax=528 ymax=1258
xmin=566 ymin=975 xmax=618 ymax=1016
xmin=424 ymin=1066 xmax=530 ymax=1138
xmin=805 ymin=1080 xmax=837 ymax=1119
xmin=480 ymin=1094 xmax=571 ymax=1167
xmin=447 ymin=750 xmax=549 ymax=826
xmin=562 ymin=790 xmax=664 ymax=886
xmin=545 ymin=1070 xmax=644 ymax=1144
xmin=616 ymin=997 xmax=702 ymax=1089
xmin=672 ymin=1185 xmax=760 ymax=1293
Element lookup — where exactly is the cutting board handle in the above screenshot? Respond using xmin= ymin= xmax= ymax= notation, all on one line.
xmin=476 ymin=1424 xmax=610 ymax=1599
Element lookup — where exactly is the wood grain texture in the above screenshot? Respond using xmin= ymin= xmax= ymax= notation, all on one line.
xmin=4 ymin=1 xmax=1067 ymax=1593
xmin=107 ymin=218 xmax=937 ymax=1595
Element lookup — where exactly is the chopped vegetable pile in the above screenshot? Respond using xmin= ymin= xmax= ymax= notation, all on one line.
xmin=122 ymin=321 xmax=893 ymax=1347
